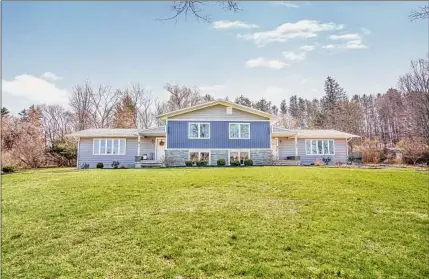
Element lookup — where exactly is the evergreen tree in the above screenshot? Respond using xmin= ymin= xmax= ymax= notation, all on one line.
xmin=234 ymin=95 xmax=252 ymax=107
xmin=280 ymin=99 xmax=287 ymax=115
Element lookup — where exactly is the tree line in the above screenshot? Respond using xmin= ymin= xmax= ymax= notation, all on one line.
xmin=1 ymin=55 xmax=428 ymax=168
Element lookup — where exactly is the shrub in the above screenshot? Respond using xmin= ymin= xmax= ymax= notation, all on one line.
xmin=119 ymin=163 xmax=128 ymax=169
xmin=311 ymin=160 xmax=325 ymax=166
xmin=322 ymin=157 xmax=332 ymax=165
xmin=96 ymin=162 xmax=104 ymax=169
xmin=244 ymin=159 xmax=253 ymax=166
xmin=185 ymin=160 xmax=194 ymax=167
xmin=111 ymin=161 xmax=120 ymax=169
xmin=217 ymin=158 xmax=226 ymax=166
xmin=2 ymin=165 xmax=17 ymax=173
xmin=80 ymin=162 xmax=90 ymax=169
xmin=196 ymin=160 xmax=208 ymax=167
xmin=230 ymin=160 xmax=240 ymax=167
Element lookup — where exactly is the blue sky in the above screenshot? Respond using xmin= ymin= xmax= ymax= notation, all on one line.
xmin=2 ymin=1 xmax=428 ymax=112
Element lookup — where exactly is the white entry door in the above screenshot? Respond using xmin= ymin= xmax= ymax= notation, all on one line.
xmin=271 ymin=138 xmax=278 ymax=160
xmin=155 ymin=138 xmax=166 ymax=161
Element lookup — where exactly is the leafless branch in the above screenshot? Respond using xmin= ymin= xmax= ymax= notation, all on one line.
xmin=409 ymin=5 xmax=429 ymax=21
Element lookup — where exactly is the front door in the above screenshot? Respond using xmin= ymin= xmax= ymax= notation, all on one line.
xmin=271 ymin=138 xmax=278 ymax=160
xmin=155 ymin=138 xmax=166 ymax=161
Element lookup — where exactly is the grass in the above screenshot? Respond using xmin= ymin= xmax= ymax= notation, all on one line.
xmin=2 ymin=167 xmax=428 ymax=279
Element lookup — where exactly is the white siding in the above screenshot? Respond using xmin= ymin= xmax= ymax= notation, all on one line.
xmin=276 ymin=138 xmax=348 ymax=165
xmin=169 ymin=105 xmax=269 ymax=121
xmin=78 ymin=138 xmax=138 ymax=168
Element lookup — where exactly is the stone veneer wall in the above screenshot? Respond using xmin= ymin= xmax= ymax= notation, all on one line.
xmin=165 ymin=149 xmax=188 ymax=166
xmin=250 ymin=149 xmax=271 ymax=165
xmin=210 ymin=150 xmax=228 ymax=166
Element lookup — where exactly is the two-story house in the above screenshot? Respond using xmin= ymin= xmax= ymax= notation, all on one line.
xmin=67 ymin=100 xmax=359 ymax=168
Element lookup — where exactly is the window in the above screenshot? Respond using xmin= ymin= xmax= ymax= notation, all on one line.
xmin=229 ymin=150 xmax=250 ymax=165
xmin=189 ymin=151 xmax=210 ymax=162
xmin=305 ymin=140 xmax=335 ymax=155
xmin=93 ymin=138 xmax=126 ymax=155
xmin=229 ymin=123 xmax=250 ymax=139
xmin=189 ymin=123 xmax=210 ymax=139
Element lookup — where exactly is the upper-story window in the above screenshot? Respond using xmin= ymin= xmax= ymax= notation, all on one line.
xmin=229 ymin=123 xmax=250 ymax=139
xmin=93 ymin=138 xmax=126 ymax=155
xmin=188 ymin=123 xmax=210 ymax=139
xmin=305 ymin=139 xmax=334 ymax=155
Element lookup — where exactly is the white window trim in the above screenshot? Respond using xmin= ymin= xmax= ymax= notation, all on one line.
xmin=93 ymin=138 xmax=127 ymax=155
xmin=188 ymin=150 xmax=211 ymax=165
xmin=305 ymin=139 xmax=335 ymax=155
xmin=188 ymin=122 xmax=210 ymax=139
xmin=229 ymin=123 xmax=250 ymax=139
xmin=228 ymin=149 xmax=250 ymax=165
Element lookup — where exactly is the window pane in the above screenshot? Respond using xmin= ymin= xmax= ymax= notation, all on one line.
xmin=240 ymin=152 xmax=249 ymax=164
xmin=329 ymin=140 xmax=334 ymax=154
xmin=230 ymin=124 xmax=239 ymax=138
xmin=323 ymin=140 xmax=329 ymax=155
xmin=240 ymin=124 xmax=250 ymax=138
xmin=119 ymin=139 xmax=126 ymax=154
xmin=200 ymin=124 xmax=209 ymax=138
xmin=200 ymin=152 xmax=209 ymax=161
xmin=317 ymin=140 xmax=323 ymax=154
xmin=113 ymin=139 xmax=119 ymax=154
xmin=106 ymin=139 xmax=113 ymax=154
xmin=189 ymin=124 xmax=199 ymax=138
xmin=100 ymin=139 xmax=106 ymax=155
xmin=94 ymin=140 xmax=100 ymax=155
xmin=230 ymin=152 xmax=239 ymax=163
xmin=190 ymin=152 xmax=199 ymax=161
xmin=311 ymin=140 xmax=317 ymax=155
xmin=305 ymin=141 xmax=311 ymax=155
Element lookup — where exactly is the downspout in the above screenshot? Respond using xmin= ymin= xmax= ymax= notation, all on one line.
xmin=137 ymin=135 xmax=141 ymax=156
xmin=76 ymin=137 xmax=80 ymax=169
xmin=294 ymin=134 xmax=298 ymax=156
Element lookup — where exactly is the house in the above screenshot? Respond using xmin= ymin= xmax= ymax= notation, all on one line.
xmin=66 ymin=100 xmax=359 ymax=168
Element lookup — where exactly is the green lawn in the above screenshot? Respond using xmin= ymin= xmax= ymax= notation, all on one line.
xmin=2 ymin=167 xmax=428 ymax=279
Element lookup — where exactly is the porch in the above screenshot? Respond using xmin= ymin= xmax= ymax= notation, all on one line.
xmin=136 ymin=127 xmax=166 ymax=168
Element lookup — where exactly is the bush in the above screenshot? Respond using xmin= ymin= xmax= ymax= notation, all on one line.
xmin=185 ymin=160 xmax=194 ymax=167
xmin=311 ymin=160 xmax=325 ymax=166
xmin=217 ymin=158 xmax=226 ymax=166
xmin=244 ymin=159 xmax=253 ymax=166
xmin=322 ymin=157 xmax=332 ymax=165
xmin=119 ymin=163 xmax=128 ymax=169
xmin=80 ymin=162 xmax=90 ymax=169
xmin=196 ymin=160 xmax=208 ymax=167
xmin=2 ymin=165 xmax=17 ymax=173
xmin=111 ymin=161 xmax=120 ymax=169
xmin=230 ymin=160 xmax=240 ymax=167
xmin=96 ymin=162 xmax=104 ymax=169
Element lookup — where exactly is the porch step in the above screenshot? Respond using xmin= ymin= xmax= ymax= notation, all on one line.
xmin=135 ymin=161 xmax=164 ymax=168
xmin=274 ymin=160 xmax=301 ymax=166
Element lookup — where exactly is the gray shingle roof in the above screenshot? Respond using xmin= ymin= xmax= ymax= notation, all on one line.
xmin=66 ymin=129 xmax=141 ymax=137
xmin=273 ymin=127 xmax=360 ymax=138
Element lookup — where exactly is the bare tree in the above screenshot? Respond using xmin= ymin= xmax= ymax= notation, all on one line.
xmin=162 ymin=1 xmax=240 ymax=22
xmin=40 ymin=104 xmax=74 ymax=146
xmin=410 ymin=5 xmax=429 ymax=21
xmin=164 ymin=83 xmax=204 ymax=111
xmin=128 ymin=83 xmax=155 ymax=129
xmin=90 ymin=84 xmax=120 ymax=128
xmin=69 ymin=81 xmax=94 ymax=130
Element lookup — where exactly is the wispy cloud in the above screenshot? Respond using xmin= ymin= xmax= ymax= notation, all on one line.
xmin=299 ymin=44 xmax=316 ymax=51
xmin=212 ymin=20 xmax=259 ymax=29
xmin=275 ymin=1 xmax=300 ymax=8
xmin=282 ymin=51 xmax=307 ymax=61
xmin=41 ymin=71 xmax=63 ymax=81
xmin=238 ymin=20 xmax=344 ymax=47
xmin=245 ymin=57 xmax=288 ymax=69
xmin=360 ymin=27 xmax=372 ymax=35
xmin=324 ymin=33 xmax=368 ymax=49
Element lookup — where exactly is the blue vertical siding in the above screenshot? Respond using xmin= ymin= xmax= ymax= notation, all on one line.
xmin=167 ymin=121 xmax=271 ymax=149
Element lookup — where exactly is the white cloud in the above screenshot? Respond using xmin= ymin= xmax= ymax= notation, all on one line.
xmin=299 ymin=45 xmax=316 ymax=51
xmin=245 ymin=57 xmax=289 ymax=69
xmin=360 ymin=27 xmax=372 ymax=35
xmin=275 ymin=1 xmax=300 ymax=8
xmin=212 ymin=20 xmax=259 ymax=29
xmin=324 ymin=32 xmax=368 ymax=49
xmin=238 ymin=20 xmax=344 ymax=46
xmin=282 ymin=51 xmax=307 ymax=61
xmin=2 ymin=74 xmax=69 ymax=110
xmin=329 ymin=33 xmax=361 ymax=40
xmin=41 ymin=72 xmax=63 ymax=81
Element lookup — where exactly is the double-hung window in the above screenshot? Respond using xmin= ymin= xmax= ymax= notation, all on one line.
xmin=189 ymin=123 xmax=210 ymax=139
xmin=305 ymin=139 xmax=334 ymax=155
xmin=93 ymin=138 xmax=126 ymax=155
xmin=229 ymin=123 xmax=250 ymax=139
